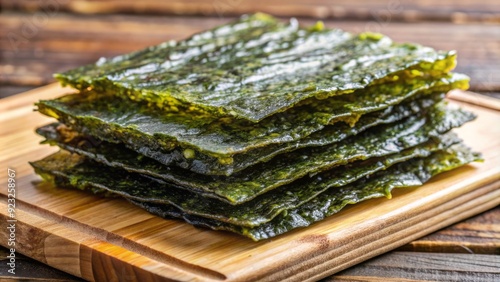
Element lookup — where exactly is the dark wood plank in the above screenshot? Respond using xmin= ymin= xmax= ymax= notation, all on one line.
xmin=0 ymin=12 xmax=228 ymax=86
xmin=2 ymin=0 xmax=499 ymax=22
xmin=1 ymin=12 xmax=499 ymax=91
xmin=0 ymin=246 xmax=83 ymax=281
xmin=0 ymin=85 xmax=35 ymax=98
xmin=399 ymin=206 xmax=500 ymax=254
xmin=325 ymin=251 xmax=500 ymax=281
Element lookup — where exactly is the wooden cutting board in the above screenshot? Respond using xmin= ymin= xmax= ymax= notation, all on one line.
xmin=1 ymin=84 xmax=499 ymax=282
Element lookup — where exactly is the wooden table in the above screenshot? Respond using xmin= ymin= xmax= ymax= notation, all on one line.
xmin=1 ymin=1 xmax=499 ymax=281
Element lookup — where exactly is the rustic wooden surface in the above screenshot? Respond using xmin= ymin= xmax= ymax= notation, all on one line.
xmin=0 ymin=1 xmax=499 ymax=281
xmin=327 ymin=251 xmax=500 ymax=281
xmin=3 ymin=0 xmax=500 ymax=22
xmin=1 ymin=2 xmax=500 ymax=97
xmin=1 ymin=14 xmax=500 ymax=95
xmin=0 ymin=87 xmax=499 ymax=281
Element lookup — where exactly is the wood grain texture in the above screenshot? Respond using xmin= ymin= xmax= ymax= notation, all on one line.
xmin=1 ymin=2 xmax=499 ymax=280
xmin=1 ymin=207 xmax=497 ymax=281
xmin=0 ymin=86 xmax=35 ymax=99
xmin=326 ymin=252 xmax=500 ymax=281
xmin=1 ymin=13 xmax=499 ymax=92
xmin=2 ymin=0 xmax=499 ymax=22
xmin=399 ymin=206 xmax=500 ymax=255
xmin=0 ymin=85 xmax=499 ymax=281
xmin=0 ymin=246 xmax=82 ymax=281
xmin=448 ymin=90 xmax=500 ymax=111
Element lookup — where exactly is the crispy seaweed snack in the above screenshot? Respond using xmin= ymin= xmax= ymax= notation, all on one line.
xmin=31 ymin=136 xmax=451 ymax=227
xmin=37 ymin=74 xmax=468 ymax=175
xmin=32 ymin=144 xmax=480 ymax=240
xmin=37 ymin=93 xmax=444 ymax=176
xmin=132 ymin=144 xmax=480 ymax=241
xmin=31 ymin=14 xmax=481 ymax=241
xmin=55 ymin=13 xmax=458 ymax=122
xmin=37 ymin=102 xmax=474 ymax=204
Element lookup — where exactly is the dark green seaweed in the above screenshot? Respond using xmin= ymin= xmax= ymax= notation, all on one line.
xmin=38 ymin=74 xmax=468 ymax=175
xmin=30 ymin=133 xmax=461 ymax=227
xmin=37 ymin=102 xmax=476 ymax=204
xmin=131 ymin=144 xmax=482 ymax=240
xmin=38 ymin=93 xmax=444 ymax=176
xmin=31 ymin=12 xmax=481 ymax=242
xmin=55 ymin=14 xmax=459 ymax=122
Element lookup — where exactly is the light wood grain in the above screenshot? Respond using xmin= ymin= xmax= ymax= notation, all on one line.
xmin=448 ymin=90 xmax=500 ymax=111
xmin=0 ymin=86 xmax=499 ymax=281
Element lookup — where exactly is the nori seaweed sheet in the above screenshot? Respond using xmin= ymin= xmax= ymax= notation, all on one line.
xmin=131 ymin=144 xmax=481 ymax=240
xmin=36 ymin=102 xmax=475 ymax=204
xmin=37 ymin=74 xmax=468 ymax=175
xmin=30 ymin=133 xmax=461 ymax=227
xmin=29 ymin=12 xmax=481 ymax=242
xmin=55 ymin=14 xmax=458 ymax=122
xmin=31 ymin=144 xmax=481 ymax=240
xmin=38 ymin=93 xmax=445 ymax=176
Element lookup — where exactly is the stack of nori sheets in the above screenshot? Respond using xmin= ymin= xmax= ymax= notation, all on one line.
xmin=31 ymin=14 xmax=482 ymax=241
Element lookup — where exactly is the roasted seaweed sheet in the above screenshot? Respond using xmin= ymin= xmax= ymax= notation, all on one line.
xmin=37 ymin=74 xmax=468 ymax=175
xmin=38 ymin=93 xmax=445 ymax=176
xmin=31 ymin=13 xmax=481 ymax=242
xmin=132 ymin=144 xmax=481 ymax=240
xmin=30 ymin=133 xmax=461 ymax=227
xmin=55 ymin=14 xmax=458 ymax=122
xmin=32 ymin=144 xmax=481 ymax=240
xmin=36 ymin=102 xmax=475 ymax=204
